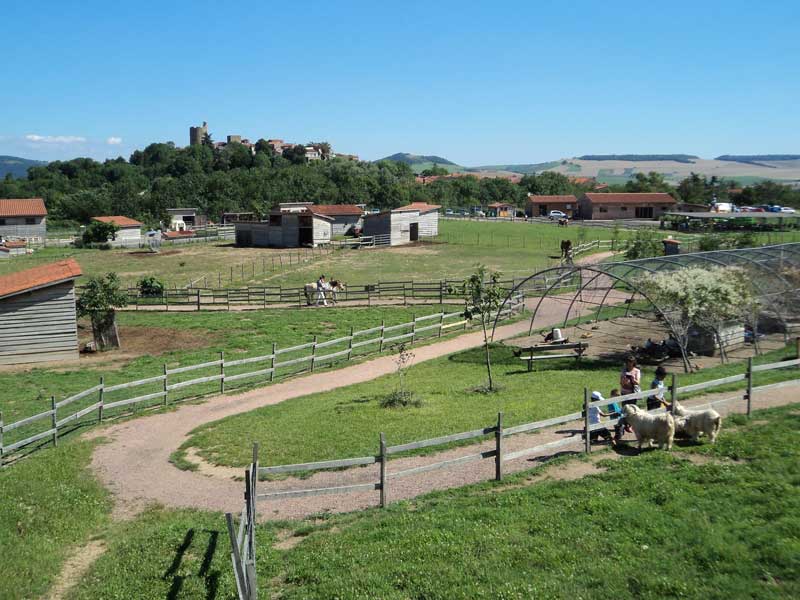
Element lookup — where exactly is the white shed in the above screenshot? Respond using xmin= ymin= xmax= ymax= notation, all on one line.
xmin=91 ymin=216 xmax=143 ymax=247
xmin=361 ymin=202 xmax=440 ymax=246
xmin=235 ymin=204 xmax=333 ymax=248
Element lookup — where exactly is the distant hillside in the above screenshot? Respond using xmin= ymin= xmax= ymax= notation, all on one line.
xmin=469 ymin=161 xmax=561 ymax=175
xmin=377 ymin=153 xmax=466 ymax=174
xmin=0 ymin=155 xmax=47 ymax=179
xmin=715 ymin=155 xmax=800 ymax=168
xmin=378 ymin=153 xmax=457 ymax=166
xmin=577 ymin=154 xmax=699 ymax=164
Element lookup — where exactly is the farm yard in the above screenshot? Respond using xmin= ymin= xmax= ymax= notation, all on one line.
xmin=2 ymin=218 xmax=800 ymax=600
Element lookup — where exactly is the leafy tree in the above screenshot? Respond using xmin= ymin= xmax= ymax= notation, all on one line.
xmin=137 ymin=276 xmax=165 ymax=298
xmin=520 ymin=171 xmax=572 ymax=196
xmin=201 ymin=132 xmax=214 ymax=149
xmin=82 ymin=220 xmax=119 ymax=245
xmin=420 ymin=164 xmax=450 ymax=177
xmin=282 ymin=145 xmax=308 ymax=165
xmin=697 ymin=234 xmax=723 ymax=252
xmin=624 ymin=229 xmax=662 ymax=259
xmin=624 ymin=172 xmax=676 ymax=196
xmin=454 ymin=266 xmax=504 ymax=391
xmin=76 ymin=273 xmax=128 ymax=351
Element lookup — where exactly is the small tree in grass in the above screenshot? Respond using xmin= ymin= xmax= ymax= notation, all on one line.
xmin=82 ymin=221 xmax=119 ymax=246
xmin=455 ymin=265 xmax=503 ymax=392
xmin=380 ymin=344 xmax=421 ymax=408
xmin=77 ymin=273 xmax=128 ymax=351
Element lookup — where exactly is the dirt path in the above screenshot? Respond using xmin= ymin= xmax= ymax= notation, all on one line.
xmin=87 ymin=250 xmax=623 ymax=518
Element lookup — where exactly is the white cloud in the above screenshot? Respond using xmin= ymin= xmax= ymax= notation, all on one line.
xmin=106 ymin=136 xmax=123 ymax=145
xmin=25 ymin=134 xmax=87 ymax=144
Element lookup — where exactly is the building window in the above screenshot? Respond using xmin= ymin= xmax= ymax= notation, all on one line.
xmin=598 ymin=207 xmax=608 ymax=213
xmin=620 ymin=206 xmax=628 ymax=211
xmin=269 ymin=214 xmax=282 ymax=226
xmin=25 ymin=217 xmax=36 ymax=225
xmin=635 ymin=206 xmax=654 ymax=218
xmin=0 ymin=218 xmax=5 ymax=225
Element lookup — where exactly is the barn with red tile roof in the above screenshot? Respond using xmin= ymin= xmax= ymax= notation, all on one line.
xmin=579 ymin=192 xmax=677 ymax=220
xmin=0 ymin=259 xmax=83 ymax=365
xmin=91 ymin=216 xmax=144 ymax=246
xmin=0 ymin=198 xmax=47 ymax=241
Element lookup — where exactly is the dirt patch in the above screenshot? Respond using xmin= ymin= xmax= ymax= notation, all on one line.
xmin=183 ymin=447 xmax=241 ymax=479
xmin=129 ymin=249 xmax=181 ymax=257
xmin=385 ymin=245 xmax=439 ymax=256
xmin=47 ymin=538 xmax=107 ymax=600
xmin=673 ymin=452 xmax=743 ymax=466
xmin=273 ymin=529 xmax=308 ymax=551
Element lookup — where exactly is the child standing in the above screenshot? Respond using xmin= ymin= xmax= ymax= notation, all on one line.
xmin=649 ymin=366 xmax=668 ymax=411
xmin=584 ymin=391 xmax=617 ymax=446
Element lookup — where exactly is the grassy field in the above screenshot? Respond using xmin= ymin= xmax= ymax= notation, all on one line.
xmin=0 ymin=305 xmax=450 ymax=427
xmin=0 ymin=241 xmax=329 ymax=288
xmin=0 ymin=439 xmax=111 ymax=599
xmin=12 ymin=402 xmax=794 ymax=599
xmin=184 ymin=343 xmax=800 ymax=468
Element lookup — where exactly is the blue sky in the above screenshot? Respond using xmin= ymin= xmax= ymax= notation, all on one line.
xmin=2 ymin=0 xmax=798 ymax=165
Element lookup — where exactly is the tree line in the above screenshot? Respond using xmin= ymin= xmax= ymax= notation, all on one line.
xmin=1 ymin=139 xmax=798 ymax=227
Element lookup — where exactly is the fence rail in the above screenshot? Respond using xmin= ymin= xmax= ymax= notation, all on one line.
xmin=0 ymin=296 xmax=525 ymax=465
xmin=227 ymin=357 xmax=800 ymax=599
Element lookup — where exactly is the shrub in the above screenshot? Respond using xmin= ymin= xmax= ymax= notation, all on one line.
xmin=379 ymin=390 xmax=422 ymax=409
xmin=137 ymin=276 xmax=165 ymax=298
xmin=624 ymin=229 xmax=662 ymax=259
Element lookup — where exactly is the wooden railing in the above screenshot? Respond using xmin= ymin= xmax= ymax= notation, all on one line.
xmin=225 ymin=356 xmax=800 ymax=598
xmin=0 ymin=297 xmax=525 ymax=465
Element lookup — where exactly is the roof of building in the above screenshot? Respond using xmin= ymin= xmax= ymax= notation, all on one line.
xmin=0 ymin=259 xmax=82 ymax=300
xmin=664 ymin=211 xmax=799 ymax=219
xmin=166 ymin=208 xmax=199 ymax=214
xmin=487 ymin=202 xmax=515 ymax=208
xmin=1 ymin=240 xmax=27 ymax=248
xmin=527 ymin=194 xmax=578 ymax=203
xmin=583 ymin=192 xmax=677 ymax=205
xmin=0 ymin=198 xmax=47 ymax=217
xmin=308 ymin=204 xmax=364 ymax=217
xmin=92 ymin=215 xmax=144 ymax=228
xmin=395 ymin=202 xmax=442 ymax=213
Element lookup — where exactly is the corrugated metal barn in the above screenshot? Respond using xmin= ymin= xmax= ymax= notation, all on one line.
xmin=0 ymin=259 xmax=83 ymax=366
xmin=235 ymin=203 xmax=333 ymax=248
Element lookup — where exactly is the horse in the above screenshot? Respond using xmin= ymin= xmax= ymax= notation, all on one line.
xmin=304 ymin=280 xmax=346 ymax=306
xmin=558 ymin=218 xmax=569 ymax=227
xmin=560 ymin=239 xmax=573 ymax=258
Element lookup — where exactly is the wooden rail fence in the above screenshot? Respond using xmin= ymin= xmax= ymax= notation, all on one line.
xmin=225 ymin=356 xmax=800 ymax=599
xmin=0 ymin=297 xmax=525 ymax=465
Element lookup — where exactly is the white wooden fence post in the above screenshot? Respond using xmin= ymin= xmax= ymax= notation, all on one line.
xmin=379 ymin=320 xmax=385 ymax=352
xmin=270 ymin=343 xmax=277 ymax=382
xmin=379 ymin=432 xmax=387 ymax=508
xmin=220 ymin=351 xmax=225 ymax=394
xmin=310 ymin=336 xmax=318 ymax=372
xmin=98 ymin=377 xmax=105 ymax=422
xmin=163 ymin=364 xmax=169 ymax=406
xmin=347 ymin=327 xmax=354 ymax=361
xmin=0 ymin=411 xmax=4 ymax=467
xmin=51 ymin=396 xmax=57 ymax=447
xmin=584 ymin=388 xmax=591 ymax=454
xmin=746 ymin=357 xmax=753 ymax=416
xmin=495 ymin=412 xmax=503 ymax=481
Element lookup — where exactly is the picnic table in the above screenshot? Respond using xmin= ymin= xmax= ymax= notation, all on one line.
xmin=514 ymin=341 xmax=588 ymax=372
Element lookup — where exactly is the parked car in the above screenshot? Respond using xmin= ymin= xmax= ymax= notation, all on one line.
xmin=548 ymin=210 xmax=567 ymax=220
xmin=474 ymin=210 xmax=486 ymax=217
xmin=445 ymin=209 xmax=454 ymax=215
xmin=781 ymin=206 xmax=797 ymax=214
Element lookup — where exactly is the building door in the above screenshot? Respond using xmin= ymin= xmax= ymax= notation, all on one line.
xmin=635 ymin=206 xmax=654 ymax=219
xmin=410 ymin=222 xmax=419 ymax=241
xmin=298 ymin=227 xmax=313 ymax=246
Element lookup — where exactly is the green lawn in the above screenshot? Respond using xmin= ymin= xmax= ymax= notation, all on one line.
xmin=0 ymin=439 xmax=110 ymax=599
xmin=184 ymin=343 xmax=800 ymax=468
xmin=61 ymin=403 xmax=800 ymax=599
xmin=0 ymin=305 xmax=451 ymax=436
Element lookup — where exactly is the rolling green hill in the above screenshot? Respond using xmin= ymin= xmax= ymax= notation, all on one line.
xmin=0 ymin=155 xmax=47 ymax=179
xmin=376 ymin=153 xmax=466 ymax=174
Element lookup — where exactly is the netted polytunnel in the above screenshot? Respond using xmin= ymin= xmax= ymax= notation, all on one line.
xmin=493 ymin=243 xmax=800 ymax=371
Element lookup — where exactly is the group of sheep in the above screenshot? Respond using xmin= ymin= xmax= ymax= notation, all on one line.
xmin=622 ymin=401 xmax=722 ymax=451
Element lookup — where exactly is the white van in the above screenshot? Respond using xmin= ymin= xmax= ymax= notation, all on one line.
xmin=711 ymin=202 xmax=733 ymax=213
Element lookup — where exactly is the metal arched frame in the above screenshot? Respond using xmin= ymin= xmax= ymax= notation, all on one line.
xmin=490 ymin=243 xmax=800 ymax=372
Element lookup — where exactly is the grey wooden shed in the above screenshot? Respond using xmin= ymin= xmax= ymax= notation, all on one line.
xmin=0 ymin=259 xmax=83 ymax=365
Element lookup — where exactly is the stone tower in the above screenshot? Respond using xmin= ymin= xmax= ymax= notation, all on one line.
xmin=189 ymin=121 xmax=208 ymax=146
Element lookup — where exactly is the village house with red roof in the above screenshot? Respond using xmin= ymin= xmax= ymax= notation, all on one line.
xmin=0 ymin=198 xmax=48 ymax=242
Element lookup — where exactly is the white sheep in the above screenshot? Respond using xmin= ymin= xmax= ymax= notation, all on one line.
xmin=671 ymin=401 xmax=722 ymax=443
xmin=623 ymin=404 xmax=675 ymax=450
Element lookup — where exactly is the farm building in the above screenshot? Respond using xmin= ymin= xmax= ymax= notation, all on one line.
xmin=578 ymin=193 xmax=677 ymax=220
xmin=221 ymin=212 xmax=255 ymax=224
xmin=486 ymin=202 xmax=515 ymax=218
xmin=362 ymin=202 xmax=440 ymax=245
xmin=167 ymin=208 xmax=207 ymax=231
xmin=0 ymin=240 xmax=28 ymax=259
xmin=308 ymin=204 xmax=364 ymax=235
xmin=0 ymin=259 xmax=82 ymax=366
xmin=235 ymin=203 xmax=333 ymax=248
xmin=0 ymin=198 xmax=47 ymax=241
xmin=526 ymin=194 xmax=578 ymax=218
xmin=91 ymin=216 xmax=143 ymax=247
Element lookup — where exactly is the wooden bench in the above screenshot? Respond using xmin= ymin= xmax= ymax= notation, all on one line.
xmin=514 ymin=342 xmax=588 ymax=372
